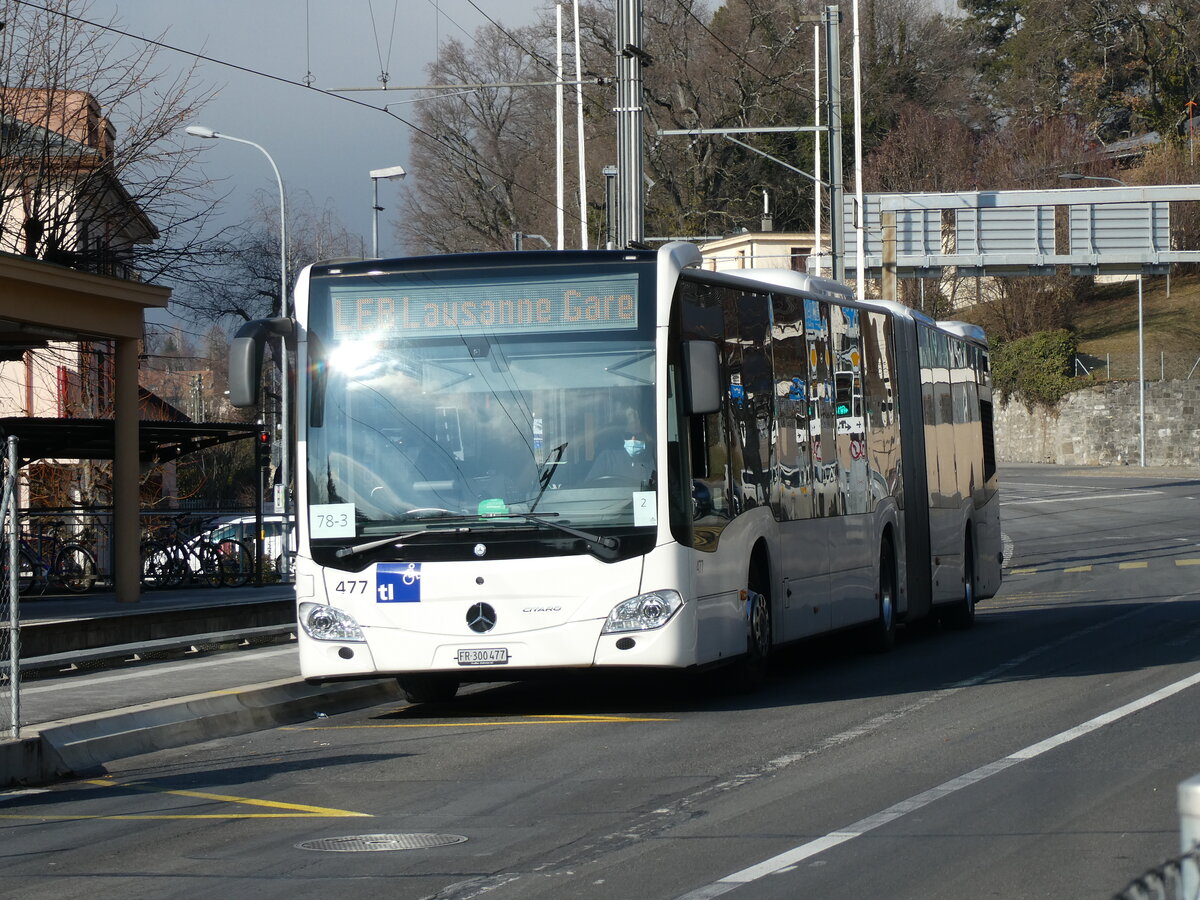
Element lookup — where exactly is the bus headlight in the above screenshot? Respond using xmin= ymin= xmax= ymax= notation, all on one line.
xmin=602 ymin=590 xmax=683 ymax=634
xmin=300 ymin=602 xmax=365 ymax=642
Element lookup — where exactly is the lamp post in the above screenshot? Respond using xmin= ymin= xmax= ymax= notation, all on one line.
xmin=1059 ymin=172 xmax=1145 ymax=466
xmin=369 ymin=165 xmax=406 ymax=258
xmin=186 ymin=125 xmax=294 ymax=569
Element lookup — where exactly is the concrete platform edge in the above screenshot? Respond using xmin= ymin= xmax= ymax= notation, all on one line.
xmin=1 ymin=676 xmax=403 ymax=788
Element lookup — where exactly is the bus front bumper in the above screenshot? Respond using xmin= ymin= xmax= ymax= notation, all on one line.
xmin=298 ymin=603 xmax=699 ymax=678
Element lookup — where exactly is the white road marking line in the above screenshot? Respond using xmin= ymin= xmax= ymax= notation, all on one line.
xmin=1004 ymin=490 xmax=1161 ymax=505
xmin=675 ymin=664 xmax=1200 ymax=899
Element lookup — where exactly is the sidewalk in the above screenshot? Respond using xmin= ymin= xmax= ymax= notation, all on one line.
xmin=3 ymin=585 xmax=402 ymax=788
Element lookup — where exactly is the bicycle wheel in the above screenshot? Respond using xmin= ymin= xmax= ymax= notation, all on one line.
xmin=140 ymin=540 xmax=167 ymax=589
xmin=191 ymin=542 xmax=223 ymax=588
xmin=54 ymin=544 xmax=97 ymax=593
xmin=216 ymin=539 xmax=253 ymax=587
xmin=161 ymin=541 xmax=190 ymax=588
xmin=9 ymin=547 xmax=37 ymax=595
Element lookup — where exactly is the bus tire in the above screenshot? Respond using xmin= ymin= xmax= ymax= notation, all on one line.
xmin=398 ymin=675 xmax=459 ymax=704
xmin=869 ymin=538 xmax=897 ymax=652
xmin=943 ymin=534 xmax=976 ymax=629
xmin=736 ymin=557 xmax=772 ymax=690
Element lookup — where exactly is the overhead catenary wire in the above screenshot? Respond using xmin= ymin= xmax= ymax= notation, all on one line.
xmin=458 ymin=0 xmax=612 ymax=122
xmin=9 ymin=0 xmax=559 ymax=212
xmin=366 ymin=0 xmax=400 ymax=87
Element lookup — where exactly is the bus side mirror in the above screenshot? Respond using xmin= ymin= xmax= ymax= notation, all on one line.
xmin=683 ymin=340 xmax=721 ymax=415
xmin=229 ymin=317 xmax=295 ymax=408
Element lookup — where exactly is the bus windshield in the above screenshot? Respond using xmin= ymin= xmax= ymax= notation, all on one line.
xmin=304 ymin=260 xmax=660 ymax=547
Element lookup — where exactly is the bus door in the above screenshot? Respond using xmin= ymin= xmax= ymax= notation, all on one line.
xmin=768 ymin=295 xmax=832 ymax=640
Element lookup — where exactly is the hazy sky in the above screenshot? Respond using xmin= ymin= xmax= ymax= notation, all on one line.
xmin=88 ymin=1 xmax=549 ymax=259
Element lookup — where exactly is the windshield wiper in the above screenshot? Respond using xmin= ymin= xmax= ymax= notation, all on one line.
xmin=335 ymin=511 xmax=617 ymax=560
xmin=335 ymin=526 xmax=472 ymax=559
xmin=492 ymin=512 xmax=618 ymax=550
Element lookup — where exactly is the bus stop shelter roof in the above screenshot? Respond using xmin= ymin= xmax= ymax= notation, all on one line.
xmin=0 ymin=418 xmax=261 ymax=466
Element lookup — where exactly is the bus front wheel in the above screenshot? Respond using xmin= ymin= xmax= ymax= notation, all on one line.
xmin=398 ymin=675 xmax=459 ymax=704
xmin=735 ymin=562 xmax=772 ymax=690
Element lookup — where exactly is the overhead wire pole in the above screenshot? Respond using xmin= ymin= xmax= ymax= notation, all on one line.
xmin=825 ymin=5 xmax=844 ymax=283
xmin=616 ymin=0 xmax=647 ymax=247
xmin=573 ymin=0 xmax=589 ymax=248
xmin=813 ymin=23 xmax=822 ymax=277
xmin=556 ymin=2 xmax=566 ymax=249
xmin=851 ymin=0 xmax=865 ymax=299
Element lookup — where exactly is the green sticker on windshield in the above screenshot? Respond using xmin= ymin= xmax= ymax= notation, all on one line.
xmin=478 ymin=498 xmax=510 ymax=515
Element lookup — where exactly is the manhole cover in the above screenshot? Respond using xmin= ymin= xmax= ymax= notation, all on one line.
xmin=296 ymin=833 xmax=469 ymax=852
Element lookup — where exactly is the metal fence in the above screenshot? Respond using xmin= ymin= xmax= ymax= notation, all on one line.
xmin=1113 ymin=845 xmax=1200 ymax=900
xmin=9 ymin=506 xmax=284 ymax=592
xmin=1075 ymin=351 xmax=1200 ymax=382
xmin=1115 ymin=776 xmax=1200 ymax=900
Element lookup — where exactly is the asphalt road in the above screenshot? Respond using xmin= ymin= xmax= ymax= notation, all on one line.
xmin=2 ymin=463 xmax=1198 ymax=900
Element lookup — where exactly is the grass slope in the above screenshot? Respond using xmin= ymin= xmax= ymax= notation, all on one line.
xmin=1074 ymin=272 xmax=1200 ymax=354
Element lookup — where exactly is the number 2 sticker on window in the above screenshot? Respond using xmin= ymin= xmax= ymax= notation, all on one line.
xmin=633 ymin=491 xmax=657 ymax=527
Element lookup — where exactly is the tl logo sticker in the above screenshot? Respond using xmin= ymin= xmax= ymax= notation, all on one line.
xmin=377 ymin=562 xmax=421 ymax=602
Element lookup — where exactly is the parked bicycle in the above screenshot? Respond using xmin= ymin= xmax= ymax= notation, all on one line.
xmin=140 ymin=515 xmax=222 ymax=589
xmin=140 ymin=515 xmax=255 ymax=589
xmin=3 ymin=521 xmax=97 ymax=595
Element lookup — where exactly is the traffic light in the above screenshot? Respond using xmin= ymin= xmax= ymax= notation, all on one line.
xmin=257 ymin=429 xmax=271 ymax=467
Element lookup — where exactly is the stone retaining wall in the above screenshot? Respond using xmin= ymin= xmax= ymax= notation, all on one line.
xmin=995 ymin=379 xmax=1200 ymax=466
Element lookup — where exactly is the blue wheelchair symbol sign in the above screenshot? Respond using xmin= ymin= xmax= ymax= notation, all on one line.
xmin=377 ymin=562 xmax=421 ymax=602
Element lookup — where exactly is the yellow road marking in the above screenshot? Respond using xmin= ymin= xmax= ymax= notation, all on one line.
xmin=1063 ymin=566 xmax=1092 ymax=573
xmin=1010 ymin=568 xmax=1038 ymax=574
xmin=1177 ymin=559 xmax=1200 ymax=566
xmin=0 ymin=813 xmax=361 ymax=820
xmin=0 ymin=777 xmax=370 ymax=821
xmin=1119 ymin=561 xmax=1148 ymax=569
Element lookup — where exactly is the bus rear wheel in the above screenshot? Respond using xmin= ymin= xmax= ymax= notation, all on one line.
xmin=942 ymin=536 xmax=976 ymax=629
xmin=869 ymin=540 xmax=897 ymax=652
xmin=397 ymin=675 xmax=459 ymax=704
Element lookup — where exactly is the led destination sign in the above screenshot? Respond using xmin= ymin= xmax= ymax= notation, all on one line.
xmin=329 ymin=273 xmax=640 ymax=337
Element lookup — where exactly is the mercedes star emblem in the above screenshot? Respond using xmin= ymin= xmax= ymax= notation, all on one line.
xmin=467 ymin=602 xmax=497 ymax=633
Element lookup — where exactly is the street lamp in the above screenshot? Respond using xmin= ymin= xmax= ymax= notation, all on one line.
xmin=370 ymin=165 xmax=406 ymax=258
xmin=1059 ymin=172 xmax=1145 ymax=466
xmin=186 ymin=124 xmax=294 ymax=567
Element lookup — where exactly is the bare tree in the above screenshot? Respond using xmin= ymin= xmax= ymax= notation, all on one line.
xmin=397 ymin=21 xmax=563 ymax=254
xmin=0 ymin=0 xmax=222 ymax=285
xmin=180 ymin=190 xmax=362 ymax=326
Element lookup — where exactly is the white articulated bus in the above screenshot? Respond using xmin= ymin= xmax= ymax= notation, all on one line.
xmin=230 ymin=242 xmax=1001 ymax=702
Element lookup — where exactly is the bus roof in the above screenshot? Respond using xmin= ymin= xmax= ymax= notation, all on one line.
xmin=307 ymin=248 xmax=660 ymax=279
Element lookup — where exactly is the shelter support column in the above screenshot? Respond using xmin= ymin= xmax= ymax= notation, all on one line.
xmin=114 ymin=337 xmax=140 ymax=603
